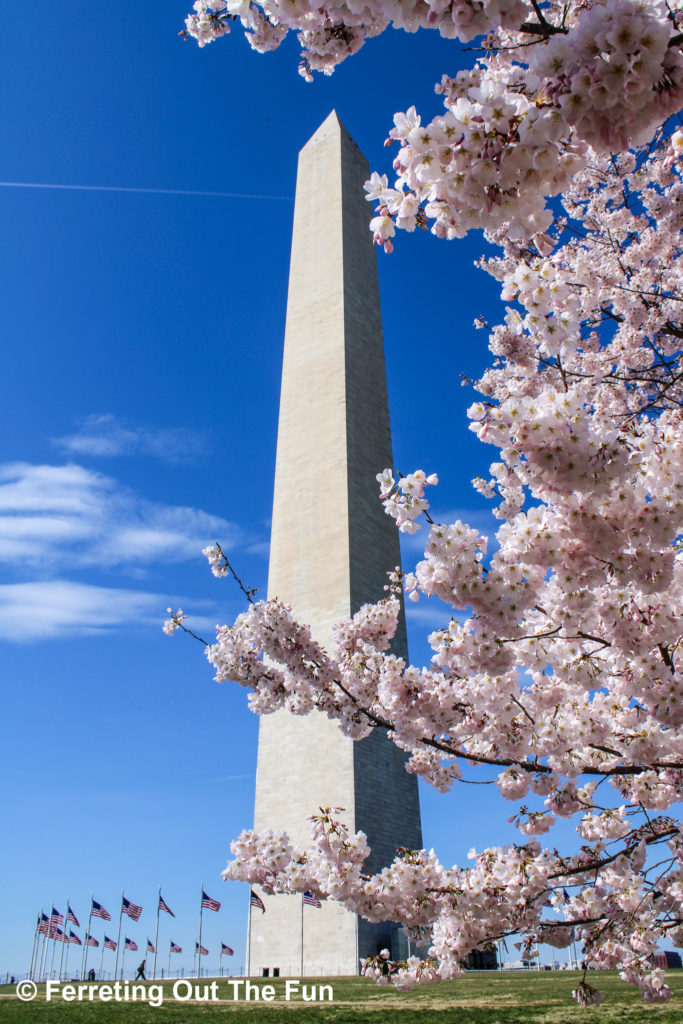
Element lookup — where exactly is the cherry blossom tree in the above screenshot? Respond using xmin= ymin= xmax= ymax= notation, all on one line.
xmin=183 ymin=0 xmax=683 ymax=244
xmin=172 ymin=0 xmax=683 ymax=1005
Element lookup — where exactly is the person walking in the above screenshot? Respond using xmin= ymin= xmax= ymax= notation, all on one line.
xmin=135 ymin=959 xmax=146 ymax=980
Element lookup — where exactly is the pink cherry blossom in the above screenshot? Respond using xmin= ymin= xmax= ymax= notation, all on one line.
xmin=176 ymin=0 xmax=683 ymax=1004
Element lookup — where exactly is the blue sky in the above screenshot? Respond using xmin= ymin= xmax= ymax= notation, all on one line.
xmin=1 ymin=5 xmax=581 ymax=979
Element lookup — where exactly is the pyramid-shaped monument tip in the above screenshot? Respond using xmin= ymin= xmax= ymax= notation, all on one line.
xmin=302 ymin=110 xmax=355 ymax=151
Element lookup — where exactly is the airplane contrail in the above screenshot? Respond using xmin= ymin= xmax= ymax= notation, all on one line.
xmin=0 ymin=181 xmax=292 ymax=200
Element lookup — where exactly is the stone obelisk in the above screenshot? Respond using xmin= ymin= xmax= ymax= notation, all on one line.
xmin=248 ymin=111 xmax=422 ymax=977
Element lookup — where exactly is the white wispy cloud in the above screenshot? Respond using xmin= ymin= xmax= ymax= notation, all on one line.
xmin=0 ymin=579 xmax=224 ymax=643
xmin=0 ymin=461 xmax=240 ymax=570
xmin=204 ymin=774 xmax=254 ymax=783
xmin=53 ymin=414 xmax=206 ymax=463
xmin=0 ymin=581 xmax=162 ymax=641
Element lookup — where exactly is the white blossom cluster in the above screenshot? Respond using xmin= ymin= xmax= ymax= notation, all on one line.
xmin=162 ymin=607 xmax=186 ymax=635
xmin=184 ymin=0 xmax=532 ymax=62
xmin=184 ymin=0 xmax=682 ymax=242
xmin=376 ymin=469 xmax=438 ymax=533
xmin=184 ymin=0 xmax=232 ymax=46
xmin=220 ymin=810 xmax=680 ymax=1001
xmin=530 ymin=0 xmax=683 ymax=151
xmin=202 ymin=543 xmax=229 ymax=577
xmin=365 ymin=77 xmax=587 ymax=244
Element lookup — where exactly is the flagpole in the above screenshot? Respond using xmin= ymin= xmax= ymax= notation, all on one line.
xmin=47 ymin=909 xmax=59 ymax=979
xmin=246 ymin=900 xmax=252 ymax=978
xmin=99 ymin=938 xmax=105 ymax=981
xmin=121 ymin=938 xmax=126 ymax=981
xmin=28 ymin=913 xmax=39 ymax=981
xmin=64 ymin=933 xmax=71 ymax=979
xmin=300 ymin=895 xmax=304 ymax=977
xmin=39 ymin=921 xmax=49 ymax=982
xmin=39 ymin=899 xmax=52 ymax=982
xmin=38 ymin=926 xmax=47 ymax=983
xmin=81 ymin=896 xmax=93 ymax=980
xmin=58 ymin=900 xmax=69 ymax=980
xmin=37 ymin=919 xmax=48 ymax=983
xmin=48 ymin=917 xmax=61 ymax=978
xmin=153 ymin=886 xmax=161 ymax=980
xmin=57 ymin=915 xmax=66 ymax=980
xmin=48 ymin=922 xmax=59 ymax=980
xmin=44 ymin=923 xmax=54 ymax=982
xmin=168 ymin=946 xmax=171 ymax=979
xmin=197 ymin=883 xmax=204 ymax=980
xmin=29 ymin=911 xmax=41 ymax=981
xmin=114 ymin=890 xmax=124 ymax=981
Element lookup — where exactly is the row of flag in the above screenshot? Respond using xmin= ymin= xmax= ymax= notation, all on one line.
xmin=194 ymin=942 xmax=235 ymax=956
xmin=37 ymin=936 xmax=232 ymax=956
xmin=250 ymin=890 xmax=320 ymax=910
xmin=33 ymin=887 xmax=321 ymax=978
xmin=37 ymin=890 xmax=211 ymax=934
xmin=40 ymin=885 xmax=317 ymax=932
xmin=41 ymin=893 xmax=177 ymax=928
xmin=38 ymin=922 xmax=140 ymax=951
xmin=37 ymin=922 xmax=222 ymax=955
xmin=32 ymin=888 xmax=230 ymax=981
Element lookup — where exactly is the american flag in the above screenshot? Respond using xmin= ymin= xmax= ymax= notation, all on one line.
xmin=85 ymin=934 xmax=99 ymax=948
xmin=303 ymin=891 xmax=322 ymax=908
xmin=38 ymin=913 xmax=49 ymax=935
xmin=250 ymin=890 xmax=265 ymax=914
xmin=195 ymin=942 xmax=209 ymax=955
xmin=201 ymin=890 xmax=221 ymax=912
xmin=51 ymin=906 xmax=64 ymax=927
xmin=221 ymin=943 xmax=234 ymax=956
xmin=563 ymin=888 xmax=571 ymax=903
xmin=170 ymin=941 xmax=182 ymax=954
xmin=104 ymin=936 xmax=117 ymax=951
xmin=147 ymin=939 xmax=155 ymax=953
xmin=124 ymin=937 xmax=138 ymax=952
xmin=91 ymin=899 xmax=111 ymax=921
xmin=159 ymin=894 xmax=175 ymax=918
xmin=68 ymin=930 xmax=82 ymax=946
xmin=48 ymin=924 xmax=61 ymax=940
xmin=54 ymin=927 xmax=65 ymax=942
xmin=67 ymin=904 xmax=79 ymax=927
xmin=122 ymin=896 xmax=142 ymax=921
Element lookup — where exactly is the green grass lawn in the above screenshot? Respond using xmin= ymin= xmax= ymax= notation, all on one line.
xmin=1 ymin=971 xmax=681 ymax=1023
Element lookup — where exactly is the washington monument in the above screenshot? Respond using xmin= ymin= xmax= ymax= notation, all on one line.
xmin=248 ymin=111 xmax=422 ymax=977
